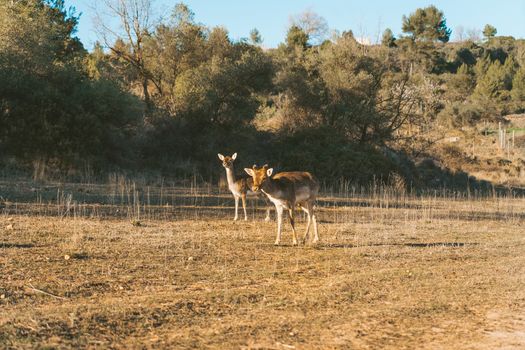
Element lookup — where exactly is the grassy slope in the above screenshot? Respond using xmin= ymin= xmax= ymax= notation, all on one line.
xmin=428 ymin=118 xmax=525 ymax=188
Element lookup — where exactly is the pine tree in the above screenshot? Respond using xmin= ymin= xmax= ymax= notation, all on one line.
xmin=483 ymin=24 xmax=497 ymax=41
xmin=447 ymin=64 xmax=475 ymax=101
xmin=250 ymin=28 xmax=262 ymax=45
xmin=402 ymin=6 xmax=451 ymax=43
xmin=474 ymin=57 xmax=515 ymax=100
xmin=286 ymin=25 xmax=310 ymax=49
xmin=511 ymin=66 xmax=525 ymax=101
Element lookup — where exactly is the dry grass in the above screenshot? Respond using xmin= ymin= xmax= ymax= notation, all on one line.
xmin=1 ymin=184 xmax=525 ymax=349
xmin=433 ymin=122 xmax=525 ymax=187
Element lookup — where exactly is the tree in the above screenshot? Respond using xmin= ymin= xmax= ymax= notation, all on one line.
xmin=286 ymin=25 xmax=309 ymax=49
xmin=96 ymin=0 xmax=159 ymax=116
xmin=466 ymin=28 xmax=481 ymax=42
xmin=511 ymin=66 xmax=525 ymax=102
xmin=208 ymin=26 xmax=231 ymax=58
xmin=483 ymin=24 xmax=497 ymax=40
xmin=289 ymin=10 xmax=328 ymax=45
xmin=0 ymin=0 xmax=83 ymax=72
xmin=142 ymin=4 xmax=207 ymax=113
xmin=272 ymin=28 xmax=427 ymax=142
xmin=0 ymin=0 xmax=140 ymax=177
xmin=454 ymin=26 xmax=465 ymax=42
xmin=445 ymin=64 xmax=476 ymax=101
xmin=85 ymin=41 xmax=121 ymax=81
xmin=474 ymin=57 xmax=515 ymax=104
xmin=381 ymin=28 xmax=396 ymax=48
xmin=282 ymin=33 xmax=420 ymax=144
xmin=455 ymin=46 xmax=477 ymax=66
xmin=402 ymin=6 xmax=451 ymax=43
xmin=0 ymin=0 xmax=85 ymax=169
xmin=250 ymin=28 xmax=262 ymax=45
xmin=173 ymin=49 xmax=273 ymax=127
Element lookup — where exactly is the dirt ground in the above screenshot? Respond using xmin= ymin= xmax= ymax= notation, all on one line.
xmin=1 ymin=193 xmax=525 ymax=349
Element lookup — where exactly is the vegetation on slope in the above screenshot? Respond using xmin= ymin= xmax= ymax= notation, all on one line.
xmin=1 ymin=1 xmax=525 ymax=188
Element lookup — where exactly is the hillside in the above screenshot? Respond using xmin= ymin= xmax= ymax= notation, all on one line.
xmin=420 ymin=115 xmax=525 ymax=189
xmin=1 ymin=2 xmax=525 ymax=190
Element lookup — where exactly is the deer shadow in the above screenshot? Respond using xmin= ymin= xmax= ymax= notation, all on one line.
xmin=0 ymin=242 xmax=35 ymax=248
xmin=313 ymin=242 xmax=477 ymax=249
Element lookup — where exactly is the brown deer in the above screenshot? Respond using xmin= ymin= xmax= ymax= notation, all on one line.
xmin=244 ymin=165 xmax=319 ymax=245
xmin=218 ymin=153 xmax=271 ymax=221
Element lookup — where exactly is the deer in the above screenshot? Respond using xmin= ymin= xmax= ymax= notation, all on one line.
xmin=244 ymin=164 xmax=319 ymax=246
xmin=218 ymin=153 xmax=271 ymax=222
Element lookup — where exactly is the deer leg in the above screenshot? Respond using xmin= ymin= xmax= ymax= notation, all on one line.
xmin=233 ymin=195 xmax=239 ymax=221
xmin=275 ymin=205 xmax=283 ymax=245
xmin=241 ymin=193 xmax=248 ymax=221
xmin=263 ymin=196 xmax=271 ymax=222
xmin=311 ymin=203 xmax=319 ymax=244
xmin=300 ymin=204 xmax=312 ymax=244
xmin=288 ymin=208 xmax=297 ymax=246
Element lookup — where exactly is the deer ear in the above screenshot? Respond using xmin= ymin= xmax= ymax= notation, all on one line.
xmin=244 ymin=168 xmax=254 ymax=176
xmin=266 ymin=168 xmax=273 ymax=177
xmin=218 ymin=153 xmax=224 ymax=161
xmin=231 ymin=152 xmax=237 ymax=160
xmin=263 ymin=164 xmax=268 ymax=169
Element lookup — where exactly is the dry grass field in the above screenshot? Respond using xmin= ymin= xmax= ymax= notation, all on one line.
xmin=1 ymin=180 xmax=525 ymax=349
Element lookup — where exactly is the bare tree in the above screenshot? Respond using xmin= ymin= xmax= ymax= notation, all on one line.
xmin=466 ymin=28 xmax=481 ymax=42
xmin=95 ymin=0 xmax=160 ymax=115
xmin=289 ymin=9 xmax=328 ymax=45
xmin=454 ymin=25 xmax=465 ymax=42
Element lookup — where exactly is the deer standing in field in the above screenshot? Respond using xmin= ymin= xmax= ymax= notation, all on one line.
xmin=244 ymin=165 xmax=319 ymax=245
xmin=218 ymin=153 xmax=271 ymax=222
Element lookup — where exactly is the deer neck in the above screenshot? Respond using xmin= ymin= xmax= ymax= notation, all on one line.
xmin=261 ymin=178 xmax=280 ymax=197
xmin=224 ymin=166 xmax=237 ymax=189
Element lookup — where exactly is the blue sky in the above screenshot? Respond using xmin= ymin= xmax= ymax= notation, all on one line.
xmin=67 ymin=0 xmax=525 ymax=50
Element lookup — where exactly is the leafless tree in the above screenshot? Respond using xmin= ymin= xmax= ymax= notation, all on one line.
xmin=466 ymin=28 xmax=482 ymax=42
xmin=95 ymin=0 xmax=160 ymax=114
xmin=289 ymin=9 xmax=329 ymax=45
xmin=454 ymin=25 xmax=465 ymax=42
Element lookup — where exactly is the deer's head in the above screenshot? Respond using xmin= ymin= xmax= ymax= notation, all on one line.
xmin=217 ymin=153 xmax=237 ymax=169
xmin=244 ymin=164 xmax=273 ymax=192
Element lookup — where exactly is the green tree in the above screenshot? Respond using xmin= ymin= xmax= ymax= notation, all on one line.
xmin=0 ymin=0 xmax=141 ymax=176
xmin=85 ymin=41 xmax=122 ymax=81
xmin=0 ymin=0 xmax=83 ymax=72
xmin=474 ymin=57 xmax=515 ymax=105
xmin=144 ymin=2 xmax=271 ymax=123
xmin=511 ymin=66 xmax=525 ymax=102
xmin=402 ymin=6 xmax=451 ymax=43
xmin=286 ymin=25 xmax=310 ymax=49
xmin=143 ymin=5 xmax=207 ymax=112
xmin=381 ymin=28 xmax=396 ymax=48
xmin=276 ymin=32 xmax=420 ymax=143
xmin=437 ymin=101 xmax=487 ymax=127
xmin=483 ymin=24 xmax=497 ymax=40
xmin=208 ymin=26 xmax=232 ymax=58
xmin=473 ymin=56 xmax=492 ymax=78
xmin=445 ymin=64 xmax=476 ymax=101
xmin=250 ymin=28 xmax=262 ymax=45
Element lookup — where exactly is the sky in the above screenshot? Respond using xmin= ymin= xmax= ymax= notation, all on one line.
xmin=66 ymin=0 xmax=525 ymax=50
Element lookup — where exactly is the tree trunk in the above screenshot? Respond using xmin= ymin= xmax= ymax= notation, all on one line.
xmin=32 ymin=157 xmax=47 ymax=181
xmin=142 ymin=78 xmax=152 ymax=117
